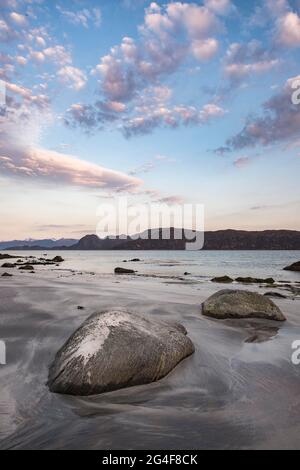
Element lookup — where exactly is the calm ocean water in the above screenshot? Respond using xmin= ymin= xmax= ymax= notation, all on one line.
xmin=7 ymin=250 xmax=300 ymax=282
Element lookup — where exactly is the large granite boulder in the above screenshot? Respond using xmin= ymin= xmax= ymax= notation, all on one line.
xmin=283 ymin=261 xmax=300 ymax=272
xmin=48 ymin=310 xmax=194 ymax=396
xmin=202 ymin=289 xmax=286 ymax=321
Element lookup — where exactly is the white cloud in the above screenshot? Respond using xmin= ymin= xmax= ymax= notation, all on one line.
xmin=57 ymin=66 xmax=87 ymax=91
xmin=224 ymin=41 xmax=279 ymax=82
xmin=191 ymin=38 xmax=219 ymax=60
xmin=225 ymin=59 xmax=279 ymax=78
xmin=57 ymin=6 xmax=102 ymax=28
xmin=277 ymin=12 xmax=300 ymax=47
xmin=15 ymin=55 xmax=27 ymax=66
xmin=10 ymin=12 xmax=27 ymax=26
xmin=43 ymin=46 xmax=72 ymax=65
xmin=204 ymin=0 xmax=232 ymax=15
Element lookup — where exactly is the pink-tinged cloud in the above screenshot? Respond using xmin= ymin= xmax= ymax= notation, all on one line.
xmin=216 ymin=75 xmax=300 ymax=152
xmin=0 ymin=146 xmax=142 ymax=191
xmin=277 ymin=12 xmax=300 ymax=47
xmin=233 ymin=156 xmax=251 ymax=168
xmin=10 ymin=12 xmax=27 ymax=26
xmin=57 ymin=66 xmax=87 ymax=91
xmin=225 ymin=59 xmax=279 ymax=79
xmin=0 ymin=85 xmax=142 ymax=192
xmin=204 ymin=0 xmax=233 ymax=16
xmin=224 ymin=41 xmax=279 ymax=81
xmin=157 ymin=195 xmax=186 ymax=205
xmin=191 ymin=38 xmax=219 ymax=61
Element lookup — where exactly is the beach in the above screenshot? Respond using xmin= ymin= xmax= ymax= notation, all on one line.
xmin=0 ymin=251 xmax=300 ymax=450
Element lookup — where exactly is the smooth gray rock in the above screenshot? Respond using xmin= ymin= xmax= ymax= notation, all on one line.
xmin=48 ymin=310 xmax=194 ymax=396
xmin=202 ymin=289 xmax=286 ymax=322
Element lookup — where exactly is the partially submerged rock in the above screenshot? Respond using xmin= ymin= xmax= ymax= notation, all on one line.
xmin=52 ymin=256 xmax=64 ymax=263
xmin=123 ymin=258 xmax=141 ymax=263
xmin=283 ymin=261 xmax=300 ymax=272
xmin=235 ymin=277 xmax=275 ymax=284
xmin=212 ymin=275 xmax=233 ymax=283
xmin=115 ymin=267 xmax=136 ymax=274
xmin=1 ymin=263 xmax=16 ymax=268
xmin=1 ymin=272 xmax=13 ymax=277
xmin=48 ymin=310 xmax=194 ymax=396
xmin=0 ymin=254 xmax=18 ymax=260
xmin=18 ymin=265 xmax=34 ymax=271
xmin=202 ymin=289 xmax=286 ymax=322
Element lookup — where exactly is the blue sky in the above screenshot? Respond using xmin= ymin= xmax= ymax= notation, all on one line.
xmin=1 ymin=0 xmax=300 ymax=239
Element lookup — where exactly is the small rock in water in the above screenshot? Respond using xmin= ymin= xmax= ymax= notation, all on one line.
xmin=0 ymin=254 xmax=18 ymax=260
xmin=202 ymin=289 xmax=286 ymax=321
xmin=235 ymin=277 xmax=275 ymax=284
xmin=1 ymin=272 xmax=13 ymax=277
xmin=52 ymin=256 xmax=64 ymax=263
xmin=1 ymin=263 xmax=16 ymax=268
xmin=283 ymin=261 xmax=300 ymax=272
xmin=77 ymin=306 xmax=85 ymax=310
xmin=114 ymin=267 xmax=136 ymax=274
xmin=18 ymin=265 xmax=34 ymax=271
xmin=211 ymin=275 xmax=233 ymax=283
xmin=48 ymin=310 xmax=194 ymax=396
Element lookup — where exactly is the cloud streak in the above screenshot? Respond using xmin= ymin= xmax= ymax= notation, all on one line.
xmin=0 ymin=147 xmax=142 ymax=191
xmin=0 ymin=84 xmax=142 ymax=192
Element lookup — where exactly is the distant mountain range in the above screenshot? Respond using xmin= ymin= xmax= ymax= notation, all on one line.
xmin=0 ymin=238 xmax=77 ymax=250
xmin=3 ymin=229 xmax=300 ymax=250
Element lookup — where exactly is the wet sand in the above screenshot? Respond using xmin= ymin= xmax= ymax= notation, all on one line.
xmin=0 ymin=265 xmax=300 ymax=450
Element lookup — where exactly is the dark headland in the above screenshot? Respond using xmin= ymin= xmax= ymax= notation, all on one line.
xmin=3 ymin=229 xmax=300 ymax=250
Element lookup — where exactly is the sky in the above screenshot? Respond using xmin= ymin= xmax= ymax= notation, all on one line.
xmin=1 ymin=0 xmax=300 ymax=240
